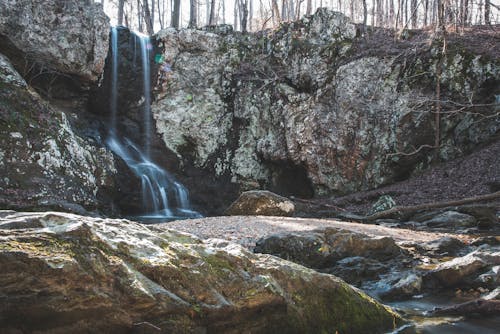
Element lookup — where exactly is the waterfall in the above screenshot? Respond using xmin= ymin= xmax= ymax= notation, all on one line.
xmin=138 ymin=34 xmax=152 ymax=158
xmin=110 ymin=26 xmax=118 ymax=131
xmin=105 ymin=27 xmax=201 ymax=221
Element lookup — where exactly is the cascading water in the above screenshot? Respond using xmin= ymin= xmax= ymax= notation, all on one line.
xmin=106 ymin=27 xmax=201 ymax=221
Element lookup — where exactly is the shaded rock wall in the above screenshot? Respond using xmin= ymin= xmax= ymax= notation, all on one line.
xmin=152 ymin=9 xmax=499 ymax=204
xmin=0 ymin=0 xmax=118 ymax=214
xmin=0 ymin=53 xmax=116 ymax=214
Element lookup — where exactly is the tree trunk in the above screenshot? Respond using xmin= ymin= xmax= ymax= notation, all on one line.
xmin=282 ymin=0 xmax=288 ymax=21
xmin=485 ymin=0 xmax=491 ymax=25
xmin=362 ymin=0 xmax=368 ymax=30
xmin=411 ymin=0 xmax=417 ymax=28
xmin=117 ymin=0 xmax=125 ymax=26
xmin=143 ymin=0 xmax=154 ymax=34
xmin=151 ymin=0 xmax=155 ymax=31
xmin=137 ymin=0 xmax=143 ymax=32
xmin=189 ymin=0 xmax=198 ymax=27
xmin=209 ymin=0 xmax=216 ymax=25
xmin=306 ymin=0 xmax=312 ymax=15
xmin=272 ymin=0 xmax=281 ymax=23
xmin=171 ymin=0 xmax=180 ymax=28
xmin=249 ymin=0 xmax=253 ymax=30
xmin=239 ymin=0 xmax=249 ymax=32
xmin=234 ymin=0 xmax=239 ymax=30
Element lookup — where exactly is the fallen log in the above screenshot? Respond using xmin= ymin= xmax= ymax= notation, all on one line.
xmin=430 ymin=299 xmax=500 ymax=317
xmin=364 ymin=191 xmax=500 ymax=222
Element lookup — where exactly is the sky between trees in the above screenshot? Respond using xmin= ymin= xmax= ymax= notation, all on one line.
xmin=96 ymin=0 xmax=499 ymax=34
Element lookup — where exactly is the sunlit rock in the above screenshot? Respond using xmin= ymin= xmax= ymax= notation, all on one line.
xmin=0 ymin=211 xmax=403 ymax=333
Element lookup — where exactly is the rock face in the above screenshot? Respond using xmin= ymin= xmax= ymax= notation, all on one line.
xmin=225 ymin=190 xmax=295 ymax=216
xmin=255 ymin=228 xmax=403 ymax=269
xmin=0 ymin=211 xmax=402 ymax=333
xmin=0 ymin=52 xmax=116 ymax=213
xmin=152 ymin=8 xmax=499 ymax=202
xmin=0 ymin=0 xmax=109 ymax=84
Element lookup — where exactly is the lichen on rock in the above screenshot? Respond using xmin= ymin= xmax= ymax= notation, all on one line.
xmin=0 ymin=211 xmax=403 ymax=333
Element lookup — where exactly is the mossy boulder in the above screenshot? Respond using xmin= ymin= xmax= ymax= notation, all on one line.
xmin=225 ymin=190 xmax=295 ymax=216
xmin=0 ymin=211 xmax=403 ymax=333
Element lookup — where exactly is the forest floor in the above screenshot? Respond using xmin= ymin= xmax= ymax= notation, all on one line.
xmin=352 ymin=23 xmax=500 ymax=60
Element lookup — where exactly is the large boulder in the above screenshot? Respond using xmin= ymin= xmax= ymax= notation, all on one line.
xmin=151 ymin=8 xmax=499 ymax=202
xmin=255 ymin=227 xmax=403 ymax=268
xmin=0 ymin=211 xmax=403 ymax=333
xmin=0 ymin=0 xmax=109 ymax=84
xmin=0 ymin=52 xmax=116 ymax=213
xmin=225 ymin=190 xmax=295 ymax=216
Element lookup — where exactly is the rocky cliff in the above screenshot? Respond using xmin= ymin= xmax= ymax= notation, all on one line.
xmin=151 ymin=9 xmax=499 ymax=206
xmin=0 ymin=0 xmax=116 ymax=214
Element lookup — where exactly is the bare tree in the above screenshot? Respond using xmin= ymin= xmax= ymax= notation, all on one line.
xmin=306 ymin=0 xmax=312 ymax=15
xmin=189 ymin=0 xmax=198 ymax=27
xmin=171 ymin=0 xmax=181 ymax=28
xmin=271 ymin=0 xmax=281 ymax=23
xmin=239 ymin=0 xmax=249 ymax=31
xmin=484 ymin=0 xmax=491 ymax=25
xmin=143 ymin=0 xmax=154 ymax=34
xmin=118 ymin=0 xmax=126 ymax=26
xmin=209 ymin=0 xmax=217 ymax=24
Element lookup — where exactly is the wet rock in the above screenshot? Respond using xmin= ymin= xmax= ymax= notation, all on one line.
xmin=0 ymin=211 xmax=403 ymax=333
xmin=225 ymin=190 xmax=295 ymax=216
xmin=381 ymin=273 xmax=423 ymax=300
xmin=475 ymin=265 xmax=500 ymax=287
xmin=423 ymin=211 xmax=477 ymax=228
xmin=255 ymin=228 xmax=403 ymax=269
xmin=416 ymin=237 xmax=468 ymax=257
xmin=322 ymin=256 xmax=389 ymax=286
xmin=483 ymin=287 xmax=500 ymax=300
xmin=425 ymin=247 xmax=500 ymax=288
xmin=0 ymin=0 xmax=109 ymax=83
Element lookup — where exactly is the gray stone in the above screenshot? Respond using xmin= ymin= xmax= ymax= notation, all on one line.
xmin=381 ymin=273 xmax=423 ymax=300
xmin=255 ymin=227 xmax=403 ymax=269
xmin=425 ymin=247 xmax=500 ymax=287
xmin=0 ymin=53 xmax=116 ymax=213
xmin=424 ymin=211 xmax=477 ymax=228
xmin=0 ymin=211 xmax=403 ymax=333
xmin=225 ymin=190 xmax=295 ymax=216
xmin=0 ymin=0 xmax=109 ymax=83
xmin=152 ymin=8 xmax=499 ymax=197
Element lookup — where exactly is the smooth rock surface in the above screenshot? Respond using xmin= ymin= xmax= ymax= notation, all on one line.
xmin=0 ymin=211 xmax=402 ymax=333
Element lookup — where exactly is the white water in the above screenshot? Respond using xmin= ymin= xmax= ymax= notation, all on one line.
xmin=138 ymin=34 xmax=152 ymax=158
xmin=110 ymin=26 xmax=118 ymax=130
xmin=106 ymin=28 xmax=201 ymax=220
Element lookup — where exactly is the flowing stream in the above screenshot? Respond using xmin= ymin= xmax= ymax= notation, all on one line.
xmin=106 ymin=27 xmax=201 ymax=221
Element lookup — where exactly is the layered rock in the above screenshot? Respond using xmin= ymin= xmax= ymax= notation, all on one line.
xmin=0 ymin=211 xmax=402 ymax=333
xmin=152 ymin=8 xmax=499 ymax=201
xmin=0 ymin=0 xmax=109 ymax=84
xmin=0 ymin=53 xmax=116 ymax=213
